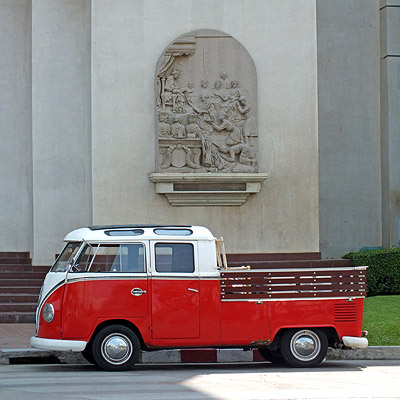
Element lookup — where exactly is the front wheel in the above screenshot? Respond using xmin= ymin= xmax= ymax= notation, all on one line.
xmin=280 ymin=328 xmax=328 ymax=368
xmin=91 ymin=324 xmax=140 ymax=371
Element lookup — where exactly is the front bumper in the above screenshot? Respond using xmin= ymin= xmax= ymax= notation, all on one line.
xmin=30 ymin=336 xmax=87 ymax=352
xmin=342 ymin=336 xmax=368 ymax=349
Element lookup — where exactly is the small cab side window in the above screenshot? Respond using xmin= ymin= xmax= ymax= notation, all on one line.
xmin=75 ymin=244 xmax=145 ymax=273
xmin=155 ymin=243 xmax=194 ymax=273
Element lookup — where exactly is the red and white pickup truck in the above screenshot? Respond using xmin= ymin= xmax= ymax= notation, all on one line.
xmin=31 ymin=225 xmax=368 ymax=371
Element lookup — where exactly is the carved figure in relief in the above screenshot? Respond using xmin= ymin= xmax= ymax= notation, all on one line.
xmin=220 ymin=71 xmax=228 ymax=82
xmin=203 ymin=102 xmax=218 ymax=124
xmin=186 ymin=90 xmax=205 ymax=115
xmin=174 ymin=88 xmax=187 ymax=113
xmin=237 ymin=96 xmax=257 ymax=143
xmin=161 ymin=68 xmax=181 ymax=111
xmin=213 ymin=80 xmax=228 ymax=103
xmin=187 ymin=94 xmax=215 ymax=133
xmin=183 ymin=81 xmax=195 ymax=102
xmin=158 ymin=112 xmax=171 ymax=137
xmin=198 ymin=132 xmax=230 ymax=172
xmin=212 ymin=112 xmax=243 ymax=146
xmin=186 ymin=114 xmax=202 ymax=138
xmin=216 ymin=143 xmax=257 ymax=166
xmin=171 ymin=115 xmax=186 ymax=138
xmin=199 ymin=80 xmax=210 ymax=100
xmin=185 ymin=81 xmax=194 ymax=94
xmin=227 ymin=80 xmax=241 ymax=101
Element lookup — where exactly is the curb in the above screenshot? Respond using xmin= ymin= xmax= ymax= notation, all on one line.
xmin=1 ymin=347 xmax=400 ymax=365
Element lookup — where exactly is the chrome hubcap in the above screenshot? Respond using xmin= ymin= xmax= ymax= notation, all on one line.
xmin=101 ymin=333 xmax=132 ymax=365
xmin=290 ymin=330 xmax=320 ymax=361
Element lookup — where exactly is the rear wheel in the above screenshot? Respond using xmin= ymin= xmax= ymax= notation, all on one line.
xmin=91 ymin=324 xmax=140 ymax=371
xmin=281 ymin=328 xmax=328 ymax=368
xmin=258 ymin=348 xmax=286 ymax=364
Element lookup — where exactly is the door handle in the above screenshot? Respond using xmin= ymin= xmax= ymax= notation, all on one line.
xmin=131 ymin=288 xmax=146 ymax=296
xmin=187 ymin=288 xmax=199 ymax=293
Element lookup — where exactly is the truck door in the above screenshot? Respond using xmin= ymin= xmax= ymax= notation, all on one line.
xmin=150 ymin=241 xmax=200 ymax=339
xmin=61 ymin=242 xmax=149 ymax=339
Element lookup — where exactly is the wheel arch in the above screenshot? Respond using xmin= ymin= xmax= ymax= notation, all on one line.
xmin=85 ymin=319 xmax=145 ymax=352
xmin=270 ymin=326 xmax=339 ymax=349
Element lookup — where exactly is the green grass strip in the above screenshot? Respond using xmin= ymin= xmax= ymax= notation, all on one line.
xmin=363 ymin=295 xmax=400 ymax=346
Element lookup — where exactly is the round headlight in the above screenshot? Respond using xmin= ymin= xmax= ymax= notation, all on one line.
xmin=42 ymin=303 xmax=54 ymax=323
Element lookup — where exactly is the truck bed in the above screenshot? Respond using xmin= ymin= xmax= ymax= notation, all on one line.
xmin=220 ymin=266 xmax=367 ymax=300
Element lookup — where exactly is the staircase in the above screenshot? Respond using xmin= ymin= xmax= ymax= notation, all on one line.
xmin=0 ymin=252 xmax=48 ymax=323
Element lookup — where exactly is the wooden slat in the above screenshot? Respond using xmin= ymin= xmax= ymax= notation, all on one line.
xmin=221 ymin=290 xmax=367 ymax=299
xmin=221 ymin=276 xmax=366 ymax=285
xmin=222 ymin=283 xmax=366 ymax=291
xmin=222 ymin=283 xmax=366 ymax=293
xmin=221 ymin=270 xmax=366 ymax=279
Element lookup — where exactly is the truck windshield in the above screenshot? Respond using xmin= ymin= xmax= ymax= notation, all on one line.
xmin=51 ymin=242 xmax=82 ymax=272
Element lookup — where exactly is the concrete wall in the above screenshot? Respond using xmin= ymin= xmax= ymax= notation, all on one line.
xmin=31 ymin=0 xmax=92 ymax=264
xmin=317 ymin=0 xmax=382 ymax=258
xmin=91 ymin=0 xmax=319 ymax=256
xmin=1 ymin=1 xmax=396 ymax=264
xmin=0 ymin=0 xmax=321 ymax=264
xmin=380 ymin=0 xmax=400 ymax=247
xmin=0 ymin=0 xmax=32 ymax=252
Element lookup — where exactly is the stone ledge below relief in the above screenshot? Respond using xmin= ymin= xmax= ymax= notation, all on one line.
xmin=149 ymin=172 xmax=268 ymax=206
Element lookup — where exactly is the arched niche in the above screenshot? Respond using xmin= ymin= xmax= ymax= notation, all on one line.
xmin=150 ymin=30 xmax=267 ymax=206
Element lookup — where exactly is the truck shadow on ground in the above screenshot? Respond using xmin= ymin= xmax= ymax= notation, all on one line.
xmin=2 ymin=361 xmax=400 ymax=400
xmin=30 ymin=359 xmax=400 ymax=373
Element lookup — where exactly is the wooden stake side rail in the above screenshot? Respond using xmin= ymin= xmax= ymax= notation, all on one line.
xmin=220 ymin=267 xmax=367 ymax=300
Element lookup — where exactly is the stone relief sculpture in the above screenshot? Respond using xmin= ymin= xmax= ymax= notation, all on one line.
xmin=155 ymin=30 xmax=258 ymax=173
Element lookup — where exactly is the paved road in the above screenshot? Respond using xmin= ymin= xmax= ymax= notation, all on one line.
xmin=0 ymin=361 xmax=399 ymax=400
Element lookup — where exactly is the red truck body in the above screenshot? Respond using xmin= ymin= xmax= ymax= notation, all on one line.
xmin=31 ymin=225 xmax=367 ymax=371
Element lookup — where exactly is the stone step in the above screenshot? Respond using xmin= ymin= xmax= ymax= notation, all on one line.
xmin=0 ymin=302 xmax=37 ymax=313
xmin=0 ymin=258 xmax=32 ymax=265
xmin=0 ymin=264 xmax=33 ymax=272
xmin=0 ymin=265 xmax=50 ymax=273
xmin=32 ymin=265 xmax=51 ymax=273
xmin=0 ymin=286 xmax=41 ymax=295
xmin=0 ymin=293 xmax=39 ymax=303
xmin=0 ymin=279 xmax=44 ymax=287
xmin=0 ymin=271 xmax=47 ymax=280
xmin=0 ymin=252 xmax=30 ymax=259
xmin=0 ymin=312 xmax=35 ymax=323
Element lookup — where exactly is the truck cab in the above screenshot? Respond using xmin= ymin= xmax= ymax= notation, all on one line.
xmin=31 ymin=225 xmax=367 ymax=370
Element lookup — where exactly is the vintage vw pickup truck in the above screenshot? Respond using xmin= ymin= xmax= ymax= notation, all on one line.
xmin=31 ymin=225 xmax=368 ymax=371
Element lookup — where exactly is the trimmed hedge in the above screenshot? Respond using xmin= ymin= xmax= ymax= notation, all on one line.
xmin=343 ymin=248 xmax=400 ymax=296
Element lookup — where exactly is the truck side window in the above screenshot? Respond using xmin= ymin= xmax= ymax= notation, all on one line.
xmin=75 ymin=244 xmax=145 ymax=273
xmin=155 ymin=243 xmax=194 ymax=273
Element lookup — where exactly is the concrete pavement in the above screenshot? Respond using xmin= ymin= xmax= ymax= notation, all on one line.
xmin=1 ymin=323 xmax=400 ymax=365
xmin=1 ymin=361 xmax=400 ymax=400
xmin=0 ymin=324 xmax=35 ymax=348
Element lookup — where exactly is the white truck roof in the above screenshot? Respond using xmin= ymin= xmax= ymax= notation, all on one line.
xmin=64 ymin=225 xmax=216 ymax=242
